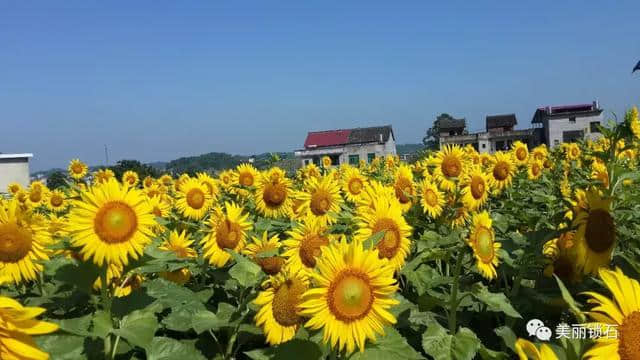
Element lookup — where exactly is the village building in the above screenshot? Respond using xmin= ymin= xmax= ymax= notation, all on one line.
xmin=294 ymin=125 xmax=396 ymax=166
xmin=531 ymin=101 xmax=603 ymax=148
xmin=0 ymin=153 xmax=33 ymax=193
xmin=439 ymin=114 xmax=537 ymax=153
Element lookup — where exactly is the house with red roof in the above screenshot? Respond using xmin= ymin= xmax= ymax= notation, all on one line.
xmin=531 ymin=101 xmax=603 ymax=148
xmin=294 ymin=125 xmax=396 ymax=167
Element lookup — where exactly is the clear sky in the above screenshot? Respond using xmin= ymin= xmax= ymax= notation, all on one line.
xmin=2 ymin=1 xmax=639 ymax=171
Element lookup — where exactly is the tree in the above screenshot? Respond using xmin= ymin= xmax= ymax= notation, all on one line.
xmin=47 ymin=171 xmax=68 ymax=189
xmin=423 ymin=113 xmax=467 ymax=150
xmin=109 ymin=160 xmax=159 ymax=180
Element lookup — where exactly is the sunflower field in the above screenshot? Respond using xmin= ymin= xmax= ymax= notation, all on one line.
xmin=1 ymin=108 xmax=640 ymax=360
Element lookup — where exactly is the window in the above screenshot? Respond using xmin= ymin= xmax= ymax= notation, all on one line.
xmin=554 ymin=139 xmax=560 ymax=146
xmin=349 ymin=154 xmax=359 ymax=165
xmin=367 ymin=153 xmax=375 ymax=163
xmin=330 ymin=154 xmax=340 ymax=166
xmin=304 ymin=159 xmax=311 ymax=165
xmin=496 ymin=141 xmax=505 ymax=150
xmin=569 ymin=116 xmax=576 ymax=123
xmin=481 ymin=143 xmax=486 ymax=149
xmin=563 ymin=130 xmax=584 ymax=143
xmin=590 ymin=121 xmax=601 ymax=133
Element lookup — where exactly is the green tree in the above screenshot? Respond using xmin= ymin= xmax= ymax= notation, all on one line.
xmin=109 ymin=160 xmax=159 ymax=180
xmin=46 ymin=171 xmax=68 ymax=189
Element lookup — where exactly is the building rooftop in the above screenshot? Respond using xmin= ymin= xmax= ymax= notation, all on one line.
xmin=486 ymin=114 xmax=517 ymax=130
xmin=437 ymin=114 xmax=466 ymax=130
xmin=0 ymin=153 xmax=33 ymax=160
xmin=303 ymin=125 xmax=394 ymax=149
xmin=532 ymin=101 xmax=602 ymax=123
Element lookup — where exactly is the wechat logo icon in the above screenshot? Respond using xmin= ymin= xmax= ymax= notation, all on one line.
xmin=526 ymin=319 xmax=552 ymax=341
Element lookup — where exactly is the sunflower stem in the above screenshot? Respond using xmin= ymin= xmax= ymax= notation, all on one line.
xmin=100 ymin=268 xmax=114 ymax=358
xmin=448 ymin=250 xmax=464 ymax=333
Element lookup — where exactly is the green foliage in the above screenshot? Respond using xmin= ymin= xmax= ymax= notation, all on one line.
xmin=46 ymin=170 xmax=69 ymax=189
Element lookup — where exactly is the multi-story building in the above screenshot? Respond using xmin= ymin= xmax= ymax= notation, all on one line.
xmin=531 ymin=101 xmax=603 ymax=148
xmin=294 ymin=125 xmax=396 ymax=166
xmin=0 ymin=153 xmax=33 ymax=193
xmin=439 ymin=114 xmax=538 ymax=153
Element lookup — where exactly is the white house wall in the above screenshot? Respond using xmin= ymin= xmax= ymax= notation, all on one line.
xmin=547 ymin=113 xmax=603 ymax=148
xmin=0 ymin=160 xmax=30 ymax=193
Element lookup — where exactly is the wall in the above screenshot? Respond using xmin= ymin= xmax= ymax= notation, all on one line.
xmin=296 ymin=137 xmax=397 ymax=167
xmin=0 ymin=158 xmax=30 ymax=193
xmin=546 ymin=113 xmax=603 ymax=148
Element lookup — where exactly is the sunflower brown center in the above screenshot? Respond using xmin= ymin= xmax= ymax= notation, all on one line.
xmin=424 ymin=189 xmax=438 ymax=207
xmin=272 ymin=278 xmax=307 ymax=327
xmin=532 ymin=163 xmax=542 ymax=176
xmin=263 ymin=182 xmax=287 ymax=208
xmin=328 ymin=270 xmax=374 ymax=322
xmin=475 ymin=227 xmax=494 ymax=263
xmin=127 ymin=176 xmax=136 ymax=185
xmin=470 ymin=176 xmax=486 ymax=199
xmin=543 ymin=159 xmax=552 ymax=169
xmin=152 ymin=206 xmax=163 ymax=217
xmin=619 ymin=311 xmax=640 ymax=360
xmin=372 ymin=218 xmax=401 ymax=259
xmin=394 ymin=177 xmax=413 ymax=204
xmin=71 ymin=163 xmax=84 ymax=174
xmin=585 ymin=209 xmax=615 ymax=253
xmin=50 ymin=194 xmax=64 ymax=207
xmin=256 ymin=256 xmax=284 ymax=275
xmin=0 ymin=222 xmax=33 ymax=263
xmin=515 ymin=148 xmax=527 ymax=161
xmin=348 ymin=178 xmax=363 ymax=195
xmin=216 ymin=220 xmax=243 ymax=250
xmin=442 ymin=154 xmax=462 ymax=178
xmin=186 ymin=188 xmax=206 ymax=209
xmin=299 ymin=234 xmax=329 ymax=268
xmin=94 ymin=201 xmax=138 ymax=244
xmin=239 ymin=172 xmax=254 ymax=187
xmin=493 ymin=162 xmax=510 ymax=181
xmin=310 ymin=189 xmax=332 ymax=216
xmin=29 ymin=191 xmax=42 ymax=203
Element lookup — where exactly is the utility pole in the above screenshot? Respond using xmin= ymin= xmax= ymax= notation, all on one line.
xmin=104 ymin=144 xmax=109 ymax=166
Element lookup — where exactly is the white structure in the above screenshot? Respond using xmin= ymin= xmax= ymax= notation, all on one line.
xmin=532 ymin=101 xmax=603 ymax=148
xmin=0 ymin=153 xmax=33 ymax=193
xmin=294 ymin=126 xmax=396 ymax=166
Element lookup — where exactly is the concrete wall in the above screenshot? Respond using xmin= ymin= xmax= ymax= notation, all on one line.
xmin=296 ymin=137 xmax=397 ymax=167
xmin=546 ymin=113 xmax=603 ymax=148
xmin=0 ymin=158 xmax=31 ymax=193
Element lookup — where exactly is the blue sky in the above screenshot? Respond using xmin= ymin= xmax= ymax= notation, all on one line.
xmin=2 ymin=1 xmax=639 ymax=171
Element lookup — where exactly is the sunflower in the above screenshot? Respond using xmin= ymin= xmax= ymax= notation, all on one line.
xmin=0 ymin=296 xmax=59 ymax=360
xmin=432 ymin=144 xmax=466 ymax=192
xmin=196 ymin=173 xmax=219 ymax=199
xmin=341 ymin=167 xmax=367 ymax=202
xmin=511 ymin=141 xmax=529 ymax=165
xmin=0 ymin=200 xmax=50 ymax=283
xmin=254 ymin=268 xmax=309 ymax=345
xmin=385 ymin=154 xmax=396 ymax=168
xmin=175 ymin=178 xmax=213 ymax=221
xmin=450 ymin=206 xmax=471 ymax=228
xmin=321 ymin=156 xmax=332 ymax=168
xmin=158 ymin=174 xmax=173 ymax=187
xmin=527 ymin=160 xmax=544 ymax=181
xmin=93 ymin=169 xmax=115 ymax=184
xmin=202 ymin=202 xmax=252 ymax=267
xmin=145 ymin=183 xmax=167 ymax=200
xmin=591 ymin=161 xmax=610 ymax=189
xmin=582 ymin=267 xmax=640 ymax=360
xmin=569 ymin=189 xmax=615 ymax=275
xmin=158 ymin=230 xmax=196 ymax=285
xmin=392 ymin=164 xmax=415 ymax=212
xmin=356 ymin=180 xmax=396 ymax=211
xmin=14 ymin=190 xmax=28 ymax=206
xmin=244 ymin=232 xmax=284 ymax=275
xmin=542 ymin=225 xmax=580 ymax=283
xmin=142 ymin=176 xmax=155 ymax=189
xmin=235 ymin=163 xmax=259 ymax=187
xmin=66 ymin=179 xmax=155 ymax=267
xmin=514 ymin=338 xmax=558 ymax=360
xmin=467 ymin=211 xmax=501 ymax=280
xmin=45 ymin=189 xmax=67 ymax=213
xmin=298 ymin=240 xmax=399 ymax=354
xmin=302 ymin=163 xmax=321 ymax=179
xmin=122 ymin=171 xmax=139 ymax=188
xmin=297 ymin=175 xmax=342 ymax=226
xmin=218 ymin=170 xmax=235 ymax=190
xmin=489 ymin=151 xmax=516 ymax=192
xmin=626 ymin=106 xmax=640 ymax=140
xmin=255 ymin=172 xmax=293 ymax=219
xmin=68 ymin=159 xmax=88 ymax=180
xmin=566 ymin=143 xmax=581 ymax=161
xmin=27 ymin=188 xmax=46 ymax=207
xmin=531 ymin=145 xmax=548 ymax=162
xmin=282 ymin=216 xmax=332 ymax=274
xmin=354 ymin=196 xmax=412 ymax=271
xmin=419 ymin=179 xmax=445 ymax=218
xmin=7 ymin=182 xmax=22 ymax=196
xmin=46 ymin=214 xmax=69 ymax=239
xmin=461 ymin=166 xmax=490 ymax=211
